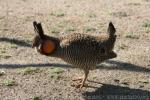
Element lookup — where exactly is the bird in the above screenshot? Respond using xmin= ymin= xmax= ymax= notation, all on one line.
xmin=32 ymin=21 xmax=117 ymax=89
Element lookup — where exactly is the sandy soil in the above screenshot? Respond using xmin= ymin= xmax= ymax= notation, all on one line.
xmin=0 ymin=0 xmax=150 ymax=100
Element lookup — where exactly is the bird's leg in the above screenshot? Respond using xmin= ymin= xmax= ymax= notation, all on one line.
xmin=72 ymin=70 xmax=89 ymax=89
xmin=79 ymin=70 xmax=89 ymax=88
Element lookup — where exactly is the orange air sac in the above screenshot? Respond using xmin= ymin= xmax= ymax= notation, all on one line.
xmin=42 ymin=40 xmax=55 ymax=54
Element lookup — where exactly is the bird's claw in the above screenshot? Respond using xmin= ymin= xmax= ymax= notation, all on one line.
xmin=71 ymin=82 xmax=84 ymax=89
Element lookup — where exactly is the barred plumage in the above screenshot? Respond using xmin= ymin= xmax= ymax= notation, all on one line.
xmin=32 ymin=21 xmax=117 ymax=88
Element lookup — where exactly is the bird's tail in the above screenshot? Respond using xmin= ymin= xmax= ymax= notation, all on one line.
xmin=107 ymin=22 xmax=116 ymax=38
xmin=105 ymin=22 xmax=117 ymax=51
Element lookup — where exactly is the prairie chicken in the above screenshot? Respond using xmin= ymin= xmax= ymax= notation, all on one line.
xmin=32 ymin=21 xmax=117 ymax=88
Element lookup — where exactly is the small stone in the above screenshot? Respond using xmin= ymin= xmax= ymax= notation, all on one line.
xmin=114 ymin=79 xmax=120 ymax=83
xmin=139 ymin=85 xmax=144 ymax=88
xmin=139 ymin=80 xmax=149 ymax=84
xmin=122 ymin=82 xmax=129 ymax=85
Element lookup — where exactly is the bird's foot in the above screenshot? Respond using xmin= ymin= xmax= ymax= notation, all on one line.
xmin=72 ymin=77 xmax=83 ymax=89
xmin=71 ymin=80 xmax=88 ymax=89
xmin=71 ymin=82 xmax=85 ymax=89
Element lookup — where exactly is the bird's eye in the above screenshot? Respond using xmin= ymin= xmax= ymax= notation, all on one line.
xmin=100 ymin=48 xmax=105 ymax=54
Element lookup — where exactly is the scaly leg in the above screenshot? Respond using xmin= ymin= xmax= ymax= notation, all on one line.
xmin=79 ymin=70 xmax=89 ymax=88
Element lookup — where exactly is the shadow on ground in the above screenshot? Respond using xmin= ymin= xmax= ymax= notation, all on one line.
xmin=0 ymin=37 xmax=31 ymax=47
xmin=0 ymin=60 xmax=149 ymax=73
xmin=82 ymin=83 xmax=150 ymax=100
xmin=0 ymin=63 xmax=71 ymax=69
xmin=0 ymin=37 xmax=149 ymax=73
xmin=102 ymin=60 xmax=150 ymax=73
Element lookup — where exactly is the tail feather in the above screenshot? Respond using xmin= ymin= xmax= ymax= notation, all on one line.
xmin=105 ymin=22 xmax=117 ymax=51
xmin=107 ymin=22 xmax=116 ymax=37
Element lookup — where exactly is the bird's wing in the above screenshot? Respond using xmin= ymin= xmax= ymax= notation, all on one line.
xmin=60 ymin=33 xmax=106 ymax=55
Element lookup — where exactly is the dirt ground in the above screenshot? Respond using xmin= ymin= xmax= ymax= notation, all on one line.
xmin=0 ymin=0 xmax=150 ymax=100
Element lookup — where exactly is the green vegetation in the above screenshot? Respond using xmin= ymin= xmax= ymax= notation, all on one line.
xmin=66 ymin=26 xmax=76 ymax=32
xmin=0 ymin=47 xmax=11 ymax=59
xmin=0 ymin=49 xmax=12 ymax=59
xmin=87 ymin=12 xmax=97 ymax=18
xmin=49 ymin=68 xmax=64 ymax=74
xmin=80 ymin=12 xmax=96 ymax=18
xmin=93 ymin=76 xmax=97 ymax=79
xmin=142 ymin=20 xmax=150 ymax=28
xmin=56 ymin=13 xmax=65 ymax=17
xmin=10 ymin=44 xmax=18 ymax=49
xmin=84 ymin=27 xmax=96 ymax=32
xmin=57 ymin=20 xmax=70 ymax=28
xmin=111 ymin=11 xmax=128 ymax=17
xmin=3 ymin=80 xmax=16 ymax=86
xmin=57 ymin=22 xmax=66 ymax=28
xmin=124 ymin=32 xmax=139 ymax=39
xmin=50 ymin=74 xmax=61 ymax=80
xmin=20 ymin=67 xmax=40 ymax=75
xmin=31 ymin=96 xmax=42 ymax=100
xmin=145 ymin=29 xmax=150 ymax=33
xmin=3 ymin=55 xmax=12 ymax=59
xmin=49 ymin=68 xmax=64 ymax=80
xmin=0 ymin=50 xmax=6 ymax=53
xmin=50 ymin=11 xmax=66 ymax=17
xmin=51 ymin=27 xmax=60 ymax=34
